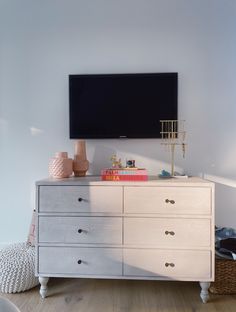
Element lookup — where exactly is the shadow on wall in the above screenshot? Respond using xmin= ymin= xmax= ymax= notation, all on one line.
xmin=0 ymin=297 xmax=21 ymax=312
xmin=86 ymin=139 xmax=186 ymax=176
xmin=88 ymin=145 xmax=117 ymax=174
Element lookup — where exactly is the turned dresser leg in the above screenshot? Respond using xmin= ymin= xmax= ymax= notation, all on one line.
xmin=39 ymin=277 xmax=49 ymax=298
xmin=199 ymin=282 xmax=210 ymax=303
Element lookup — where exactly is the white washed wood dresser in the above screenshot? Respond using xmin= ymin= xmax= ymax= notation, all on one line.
xmin=35 ymin=176 xmax=215 ymax=303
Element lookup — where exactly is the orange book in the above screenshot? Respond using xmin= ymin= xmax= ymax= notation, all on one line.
xmin=101 ymin=175 xmax=148 ymax=181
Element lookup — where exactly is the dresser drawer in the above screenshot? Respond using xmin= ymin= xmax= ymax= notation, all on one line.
xmin=124 ymin=187 xmax=211 ymax=214
xmin=39 ymin=186 xmax=122 ymax=213
xmin=124 ymin=218 xmax=211 ymax=247
xmin=38 ymin=247 xmax=122 ymax=275
xmin=39 ymin=216 xmax=122 ymax=244
xmin=124 ymin=249 xmax=211 ymax=279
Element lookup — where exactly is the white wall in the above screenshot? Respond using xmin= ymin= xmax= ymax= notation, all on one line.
xmin=1 ymin=0 xmax=236 ymax=244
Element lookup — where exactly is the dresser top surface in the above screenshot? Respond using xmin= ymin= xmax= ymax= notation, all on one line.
xmin=36 ymin=176 xmax=214 ymax=187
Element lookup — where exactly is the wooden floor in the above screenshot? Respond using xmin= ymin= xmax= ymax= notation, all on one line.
xmin=2 ymin=278 xmax=236 ymax=312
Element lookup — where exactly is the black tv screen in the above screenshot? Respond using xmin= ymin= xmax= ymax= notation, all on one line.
xmin=69 ymin=73 xmax=178 ymax=139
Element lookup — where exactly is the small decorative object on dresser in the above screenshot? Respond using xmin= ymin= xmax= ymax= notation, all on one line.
xmin=110 ymin=154 xmax=122 ymax=168
xmin=73 ymin=140 xmax=89 ymax=177
xmin=48 ymin=152 xmax=73 ymax=179
xmin=126 ymin=159 xmax=135 ymax=168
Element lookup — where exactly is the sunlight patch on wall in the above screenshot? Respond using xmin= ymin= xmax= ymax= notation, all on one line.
xmin=203 ymin=174 xmax=236 ymax=188
xmin=30 ymin=127 xmax=44 ymax=136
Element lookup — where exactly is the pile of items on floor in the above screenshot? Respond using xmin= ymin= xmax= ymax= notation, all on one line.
xmin=215 ymin=226 xmax=236 ymax=260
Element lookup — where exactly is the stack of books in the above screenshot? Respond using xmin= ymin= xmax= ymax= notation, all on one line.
xmin=101 ymin=168 xmax=148 ymax=181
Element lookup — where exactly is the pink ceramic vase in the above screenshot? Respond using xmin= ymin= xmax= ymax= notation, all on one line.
xmin=49 ymin=152 xmax=73 ymax=179
xmin=73 ymin=140 xmax=89 ymax=177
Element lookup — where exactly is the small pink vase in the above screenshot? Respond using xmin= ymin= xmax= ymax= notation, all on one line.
xmin=49 ymin=152 xmax=73 ymax=179
xmin=73 ymin=140 xmax=89 ymax=177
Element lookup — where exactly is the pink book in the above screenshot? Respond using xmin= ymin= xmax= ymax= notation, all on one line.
xmin=101 ymin=168 xmax=147 ymax=176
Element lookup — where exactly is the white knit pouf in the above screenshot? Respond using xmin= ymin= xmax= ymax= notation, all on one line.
xmin=0 ymin=243 xmax=39 ymax=293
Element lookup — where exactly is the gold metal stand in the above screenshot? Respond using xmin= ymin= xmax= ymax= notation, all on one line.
xmin=160 ymin=120 xmax=187 ymax=176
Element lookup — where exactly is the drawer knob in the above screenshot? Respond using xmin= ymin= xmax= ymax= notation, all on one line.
xmin=165 ymin=262 xmax=175 ymax=267
xmin=77 ymin=259 xmax=82 ymax=264
xmin=165 ymin=199 xmax=175 ymax=204
xmin=78 ymin=197 xmax=83 ymax=202
xmin=78 ymin=229 xmax=83 ymax=233
xmin=165 ymin=231 xmax=175 ymax=236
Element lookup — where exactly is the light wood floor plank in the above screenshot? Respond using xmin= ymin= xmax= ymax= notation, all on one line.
xmin=1 ymin=278 xmax=236 ymax=312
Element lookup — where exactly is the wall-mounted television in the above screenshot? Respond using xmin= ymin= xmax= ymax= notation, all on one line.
xmin=69 ymin=73 xmax=178 ymax=139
